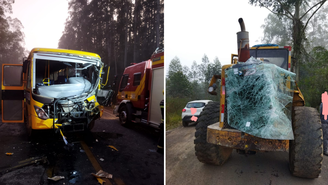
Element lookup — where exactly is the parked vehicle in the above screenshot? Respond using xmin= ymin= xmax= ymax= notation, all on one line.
xmin=182 ymin=100 xmax=212 ymax=127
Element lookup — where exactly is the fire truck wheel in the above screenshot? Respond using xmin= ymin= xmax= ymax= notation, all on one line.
xmin=289 ymin=106 xmax=323 ymax=178
xmin=194 ymin=101 xmax=233 ymax=165
xmin=119 ymin=104 xmax=132 ymax=125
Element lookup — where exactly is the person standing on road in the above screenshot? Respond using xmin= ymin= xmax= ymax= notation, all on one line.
xmin=157 ymin=99 xmax=164 ymax=153
xmin=320 ymin=103 xmax=328 ymax=156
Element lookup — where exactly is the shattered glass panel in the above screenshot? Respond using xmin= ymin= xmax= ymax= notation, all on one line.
xmin=35 ymin=59 xmax=99 ymax=98
xmin=225 ymin=57 xmax=295 ymax=140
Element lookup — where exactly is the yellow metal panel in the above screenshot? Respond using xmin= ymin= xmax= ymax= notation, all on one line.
xmin=87 ymin=95 xmax=96 ymax=102
xmin=152 ymin=59 xmax=164 ymax=66
xmin=207 ymin=123 xmax=289 ymax=151
xmin=28 ymin=48 xmax=101 ymax=60
xmin=219 ymin=64 xmax=233 ymax=127
xmin=30 ymin=98 xmax=54 ymax=130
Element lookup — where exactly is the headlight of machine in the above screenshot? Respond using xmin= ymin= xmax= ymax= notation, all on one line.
xmin=34 ymin=105 xmax=49 ymax=120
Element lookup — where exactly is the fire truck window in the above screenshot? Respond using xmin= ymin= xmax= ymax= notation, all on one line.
xmin=133 ymin=73 xmax=141 ymax=86
xmin=120 ymin=75 xmax=129 ymax=90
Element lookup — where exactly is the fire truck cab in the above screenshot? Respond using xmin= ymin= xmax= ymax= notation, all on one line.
xmin=114 ymin=49 xmax=164 ymax=128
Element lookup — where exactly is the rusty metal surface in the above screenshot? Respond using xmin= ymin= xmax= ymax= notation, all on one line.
xmin=237 ymin=18 xmax=250 ymax=62
xmin=293 ymin=90 xmax=305 ymax=107
xmin=207 ymin=123 xmax=289 ymax=152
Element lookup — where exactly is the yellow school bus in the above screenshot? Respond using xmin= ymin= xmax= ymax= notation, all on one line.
xmin=2 ymin=48 xmax=111 ymax=139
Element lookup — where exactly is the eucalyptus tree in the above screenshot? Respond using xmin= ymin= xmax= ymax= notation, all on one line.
xmin=59 ymin=0 xmax=164 ymax=93
xmin=250 ymin=0 xmax=327 ymax=81
xmin=0 ymin=0 xmax=26 ymax=64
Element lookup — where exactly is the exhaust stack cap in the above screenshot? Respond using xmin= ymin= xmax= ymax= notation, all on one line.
xmin=238 ymin=18 xmax=246 ymax=32
xmin=237 ymin=18 xmax=250 ymax=62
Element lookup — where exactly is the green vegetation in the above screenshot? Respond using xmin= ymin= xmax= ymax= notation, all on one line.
xmin=249 ymin=0 xmax=327 ymax=82
xmin=166 ymin=55 xmax=221 ymax=130
xmin=256 ymin=2 xmax=328 ymax=109
xmin=299 ymin=46 xmax=328 ymax=108
xmin=166 ymin=97 xmax=189 ymax=130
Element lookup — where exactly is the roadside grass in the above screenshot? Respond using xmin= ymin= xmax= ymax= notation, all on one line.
xmin=166 ymin=97 xmax=189 ymax=130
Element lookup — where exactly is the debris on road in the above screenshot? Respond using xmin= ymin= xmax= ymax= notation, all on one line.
xmin=48 ymin=176 xmax=65 ymax=181
xmin=107 ymin=145 xmax=118 ymax=151
xmin=99 ymin=158 xmax=104 ymax=161
xmin=96 ymin=177 xmax=105 ymax=185
xmin=0 ymin=156 xmax=47 ymax=175
xmin=91 ymin=170 xmax=113 ymax=179
xmin=5 ymin=153 xmax=13 ymax=156
xmin=59 ymin=129 xmax=68 ymax=145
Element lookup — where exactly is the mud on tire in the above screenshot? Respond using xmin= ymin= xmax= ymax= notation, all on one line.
xmin=289 ymin=106 xmax=323 ymax=178
xmin=194 ymin=102 xmax=233 ymax=165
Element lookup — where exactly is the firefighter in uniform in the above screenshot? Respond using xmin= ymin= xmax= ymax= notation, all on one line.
xmin=157 ymin=91 xmax=164 ymax=153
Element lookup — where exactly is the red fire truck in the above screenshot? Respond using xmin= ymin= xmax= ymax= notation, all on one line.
xmin=113 ymin=49 xmax=164 ymax=128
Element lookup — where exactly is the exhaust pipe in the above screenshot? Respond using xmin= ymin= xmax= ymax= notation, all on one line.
xmin=237 ymin=18 xmax=250 ymax=62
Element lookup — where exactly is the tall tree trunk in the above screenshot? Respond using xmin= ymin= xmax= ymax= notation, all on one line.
xmin=155 ymin=0 xmax=160 ymax=48
xmin=124 ymin=0 xmax=128 ymax=67
xmin=133 ymin=0 xmax=139 ymax=63
xmin=107 ymin=4 xmax=116 ymax=75
xmin=292 ymin=1 xmax=303 ymax=82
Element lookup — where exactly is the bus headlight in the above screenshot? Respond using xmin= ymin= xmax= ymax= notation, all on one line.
xmin=34 ymin=105 xmax=49 ymax=120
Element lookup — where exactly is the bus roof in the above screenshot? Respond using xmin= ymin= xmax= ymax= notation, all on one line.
xmin=27 ymin=48 xmax=101 ymax=60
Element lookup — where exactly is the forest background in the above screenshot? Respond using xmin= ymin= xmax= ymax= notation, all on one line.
xmin=0 ymin=0 xmax=164 ymax=104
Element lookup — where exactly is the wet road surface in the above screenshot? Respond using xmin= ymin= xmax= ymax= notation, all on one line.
xmin=166 ymin=124 xmax=328 ymax=185
xmin=0 ymin=107 xmax=164 ymax=185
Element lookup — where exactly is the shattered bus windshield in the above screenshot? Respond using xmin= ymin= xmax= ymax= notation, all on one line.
xmin=34 ymin=59 xmax=99 ymax=98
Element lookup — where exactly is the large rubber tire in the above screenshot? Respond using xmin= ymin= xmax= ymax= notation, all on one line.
xmin=289 ymin=106 xmax=323 ymax=178
xmin=118 ymin=104 xmax=133 ymax=126
xmin=194 ymin=101 xmax=233 ymax=165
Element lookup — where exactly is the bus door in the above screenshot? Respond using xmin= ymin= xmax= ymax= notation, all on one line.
xmin=1 ymin=64 xmax=24 ymax=123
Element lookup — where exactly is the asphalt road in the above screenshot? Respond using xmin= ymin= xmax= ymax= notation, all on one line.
xmin=0 ymin=107 xmax=164 ymax=185
xmin=166 ymin=124 xmax=328 ymax=185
